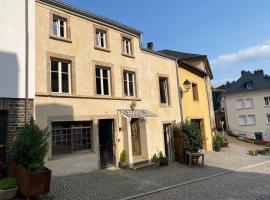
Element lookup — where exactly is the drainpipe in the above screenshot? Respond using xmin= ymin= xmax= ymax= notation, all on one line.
xmin=204 ymin=76 xmax=214 ymax=136
xmin=25 ymin=0 xmax=29 ymax=124
xmin=176 ymin=59 xmax=184 ymax=122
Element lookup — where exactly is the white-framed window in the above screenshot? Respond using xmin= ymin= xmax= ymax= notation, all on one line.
xmin=238 ymin=115 xmax=247 ymax=126
xmin=264 ymin=96 xmax=270 ymax=106
xmin=52 ymin=15 xmax=67 ymax=38
xmin=247 ymin=115 xmax=256 ymax=125
xmin=267 ymin=114 xmax=270 ymax=124
xmin=159 ymin=77 xmax=170 ymax=104
xmin=245 ymin=98 xmax=254 ymax=108
xmin=51 ymin=59 xmax=71 ymax=93
xmin=236 ymin=99 xmax=244 ymax=109
xmin=123 ymin=37 xmax=132 ymax=55
xmin=123 ymin=71 xmax=136 ymax=97
xmin=96 ymin=29 xmax=107 ymax=48
xmin=246 ymin=82 xmax=253 ymax=89
xmin=95 ymin=66 xmax=111 ymax=96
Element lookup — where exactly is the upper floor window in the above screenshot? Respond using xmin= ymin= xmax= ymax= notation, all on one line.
xmin=123 ymin=71 xmax=136 ymax=97
xmin=192 ymin=83 xmax=199 ymax=101
xmin=264 ymin=96 xmax=270 ymax=106
xmin=53 ymin=15 xmax=67 ymax=38
xmin=96 ymin=29 xmax=107 ymax=48
xmin=245 ymin=98 xmax=254 ymax=108
xmin=122 ymin=37 xmax=133 ymax=56
xmin=159 ymin=77 xmax=169 ymax=105
xmin=238 ymin=115 xmax=246 ymax=126
xmin=267 ymin=114 xmax=270 ymax=124
xmin=96 ymin=66 xmax=111 ymax=96
xmin=51 ymin=59 xmax=71 ymax=94
xmin=236 ymin=99 xmax=244 ymax=109
xmin=247 ymin=115 xmax=256 ymax=125
xmin=246 ymin=82 xmax=253 ymax=89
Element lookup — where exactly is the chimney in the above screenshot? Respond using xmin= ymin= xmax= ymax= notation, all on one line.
xmin=147 ymin=42 xmax=154 ymax=51
xmin=254 ymin=69 xmax=264 ymax=77
xmin=241 ymin=70 xmax=248 ymax=77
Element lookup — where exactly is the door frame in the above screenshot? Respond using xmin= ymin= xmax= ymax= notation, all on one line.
xmin=162 ymin=122 xmax=174 ymax=161
xmin=98 ymin=118 xmax=116 ymax=168
xmin=0 ymin=110 xmax=8 ymax=163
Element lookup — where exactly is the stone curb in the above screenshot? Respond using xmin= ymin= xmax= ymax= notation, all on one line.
xmin=119 ymin=160 xmax=270 ymax=200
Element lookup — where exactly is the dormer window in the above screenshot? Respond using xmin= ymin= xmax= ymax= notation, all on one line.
xmin=246 ymin=82 xmax=253 ymax=89
xmin=122 ymin=36 xmax=134 ymax=57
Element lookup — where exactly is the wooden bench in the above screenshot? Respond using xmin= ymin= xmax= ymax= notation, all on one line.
xmin=185 ymin=151 xmax=204 ymax=167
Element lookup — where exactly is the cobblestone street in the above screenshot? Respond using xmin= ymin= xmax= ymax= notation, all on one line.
xmin=49 ymin=140 xmax=270 ymax=200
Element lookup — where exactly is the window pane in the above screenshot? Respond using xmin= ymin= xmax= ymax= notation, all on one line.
xmin=123 ymin=72 xmax=127 ymax=81
xmin=245 ymin=99 xmax=253 ymax=108
xmin=192 ymin=83 xmax=199 ymax=101
xmin=103 ymin=69 xmax=108 ymax=78
xmin=62 ymin=73 xmax=69 ymax=93
xmin=53 ymin=19 xmax=58 ymax=35
xmin=96 ymin=67 xmax=100 ymax=77
xmin=267 ymin=114 xmax=270 ymax=123
xmin=59 ymin=20 xmax=64 ymax=37
xmin=159 ymin=78 xmax=167 ymax=103
xmin=129 ymin=81 xmax=134 ymax=96
xmin=96 ymin=77 xmax=101 ymax=94
xmin=103 ymin=78 xmax=109 ymax=95
xmin=239 ymin=116 xmax=246 ymax=125
xmin=96 ymin=31 xmax=100 ymax=46
xmin=62 ymin=62 xmax=68 ymax=73
xmin=51 ymin=60 xmax=58 ymax=71
xmin=124 ymin=80 xmax=128 ymax=96
xmin=247 ymin=115 xmax=256 ymax=125
xmin=51 ymin=72 xmax=59 ymax=92
xmin=236 ymin=99 xmax=244 ymax=109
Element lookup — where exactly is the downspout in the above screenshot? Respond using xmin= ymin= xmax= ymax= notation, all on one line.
xmin=204 ymin=76 xmax=214 ymax=136
xmin=176 ymin=59 xmax=184 ymax=122
xmin=25 ymin=0 xmax=29 ymax=124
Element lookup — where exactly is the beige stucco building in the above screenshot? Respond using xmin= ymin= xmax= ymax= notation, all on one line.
xmin=35 ymin=0 xmax=182 ymax=176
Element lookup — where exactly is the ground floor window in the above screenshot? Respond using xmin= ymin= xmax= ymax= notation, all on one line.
xmin=51 ymin=121 xmax=92 ymax=156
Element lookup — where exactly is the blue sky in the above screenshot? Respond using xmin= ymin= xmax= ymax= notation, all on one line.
xmin=63 ymin=0 xmax=270 ymax=87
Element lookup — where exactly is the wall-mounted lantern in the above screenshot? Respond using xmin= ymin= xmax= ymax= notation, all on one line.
xmin=181 ymin=79 xmax=191 ymax=97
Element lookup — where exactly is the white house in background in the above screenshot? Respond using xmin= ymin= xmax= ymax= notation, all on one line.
xmin=0 ymin=0 xmax=35 ymax=161
xmin=223 ymin=70 xmax=270 ymax=141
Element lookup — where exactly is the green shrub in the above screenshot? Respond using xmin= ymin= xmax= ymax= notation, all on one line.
xmin=213 ymin=133 xmax=225 ymax=150
xmin=256 ymin=149 xmax=266 ymax=155
xmin=151 ymin=153 xmax=159 ymax=162
xmin=247 ymin=150 xmax=258 ymax=156
xmin=158 ymin=151 xmax=168 ymax=166
xmin=0 ymin=178 xmax=17 ymax=190
xmin=172 ymin=120 xmax=204 ymax=153
xmin=119 ymin=150 xmax=127 ymax=162
xmin=11 ymin=120 xmax=50 ymax=172
xmin=264 ymin=147 xmax=270 ymax=153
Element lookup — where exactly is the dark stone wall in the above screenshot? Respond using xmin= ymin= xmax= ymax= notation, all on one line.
xmin=0 ymin=98 xmax=34 ymax=160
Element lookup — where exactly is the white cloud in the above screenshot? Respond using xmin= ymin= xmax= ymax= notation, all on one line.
xmin=210 ymin=40 xmax=270 ymax=68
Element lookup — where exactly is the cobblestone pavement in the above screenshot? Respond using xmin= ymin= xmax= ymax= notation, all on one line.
xmin=50 ymin=142 xmax=270 ymax=200
xmin=133 ymin=161 xmax=270 ymax=200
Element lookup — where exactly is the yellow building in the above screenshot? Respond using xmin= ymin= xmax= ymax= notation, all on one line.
xmin=160 ymin=50 xmax=215 ymax=151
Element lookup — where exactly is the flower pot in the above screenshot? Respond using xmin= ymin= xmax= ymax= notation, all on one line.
xmin=0 ymin=187 xmax=18 ymax=200
xmin=118 ymin=161 xmax=129 ymax=169
xmin=213 ymin=143 xmax=221 ymax=152
xmin=8 ymin=161 xmax=51 ymax=198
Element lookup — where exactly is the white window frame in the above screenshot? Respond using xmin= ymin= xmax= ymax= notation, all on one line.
xmin=238 ymin=115 xmax=247 ymax=126
xmin=159 ymin=77 xmax=169 ymax=105
xmin=53 ymin=16 xmax=67 ymax=38
xmin=51 ymin=60 xmax=71 ymax=94
xmin=246 ymin=82 xmax=253 ymax=89
xmin=264 ymin=96 xmax=270 ymax=106
xmin=267 ymin=114 xmax=270 ymax=124
xmin=96 ymin=30 xmax=107 ymax=48
xmin=236 ymin=99 xmax=244 ymax=109
xmin=124 ymin=71 xmax=136 ymax=97
xmin=96 ymin=67 xmax=111 ymax=96
xmin=247 ymin=115 xmax=256 ymax=125
xmin=245 ymin=98 xmax=254 ymax=108
xmin=123 ymin=38 xmax=132 ymax=55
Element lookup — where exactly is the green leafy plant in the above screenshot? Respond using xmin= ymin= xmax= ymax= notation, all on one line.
xmin=119 ymin=150 xmax=127 ymax=162
xmin=158 ymin=151 xmax=168 ymax=166
xmin=264 ymin=147 xmax=270 ymax=153
xmin=256 ymin=149 xmax=266 ymax=155
xmin=247 ymin=149 xmax=258 ymax=156
xmin=178 ymin=120 xmax=204 ymax=153
xmin=11 ymin=120 xmax=50 ymax=172
xmin=213 ymin=133 xmax=225 ymax=151
xmin=151 ymin=153 xmax=159 ymax=162
xmin=0 ymin=178 xmax=17 ymax=190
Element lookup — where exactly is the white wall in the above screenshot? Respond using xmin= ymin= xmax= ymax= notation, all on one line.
xmin=224 ymin=90 xmax=270 ymax=141
xmin=0 ymin=0 xmax=35 ymax=99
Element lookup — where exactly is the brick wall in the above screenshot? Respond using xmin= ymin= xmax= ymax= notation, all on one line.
xmin=0 ymin=98 xmax=34 ymax=160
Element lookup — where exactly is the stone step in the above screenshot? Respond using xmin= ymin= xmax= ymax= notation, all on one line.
xmin=131 ymin=160 xmax=156 ymax=170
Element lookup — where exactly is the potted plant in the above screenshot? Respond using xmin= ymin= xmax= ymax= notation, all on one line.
xmin=0 ymin=178 xmax=17 ymax=200
xmin=151 ymin=153 xmax=160 ymax=167
xmin=118 ymin=150 xmax=128 ymax=169
xmin=158 ymin=152 xmax=168 ymax=167
xmin=8 ymin=120 xmax=51 ymax=198
xmin=213 ymin=133 xmax=225 ymax=152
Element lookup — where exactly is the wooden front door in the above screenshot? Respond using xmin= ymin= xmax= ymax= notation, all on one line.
xmin=131 ymin=118 xmax=142 ymax=156
xmin=0 ymin=111 xmax=7 ymax=163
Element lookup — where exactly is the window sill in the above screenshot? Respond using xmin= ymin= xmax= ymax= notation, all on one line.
xmin=48 ymin=150 xmax=94 ymax=161
xmin=122 ymin=53 xmax=135 ymax=58
xmin=49 ymin=34 xmax=72 ymax=43
xmin=239 ymin=124 xmax=256 ymax=126
xmin=94 ymin=46 xmax=111 ymax=52
xmin=237 ymin=107 xmax=254 ymax=110
xmin=50 ymin=92 xmax=73 ymax=97
xmin=160 ymin=103 xmax=171 ymax=108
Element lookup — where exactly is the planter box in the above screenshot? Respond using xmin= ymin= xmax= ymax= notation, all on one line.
xmin=8 ymin=161 xmax=51 ymax=198
xmin=0 ymin=187 xmax=18 ymax=200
